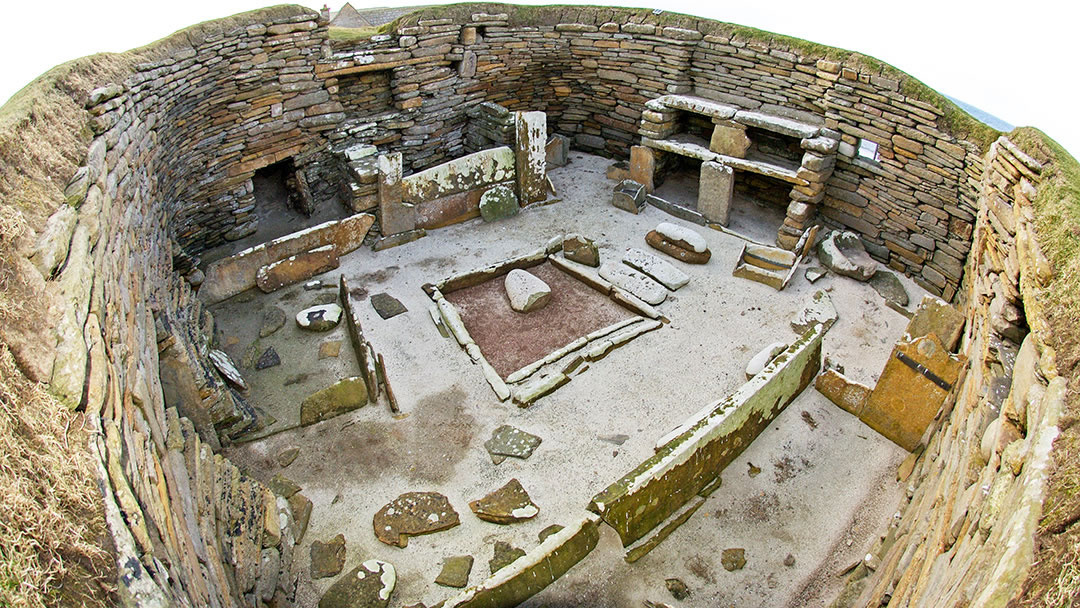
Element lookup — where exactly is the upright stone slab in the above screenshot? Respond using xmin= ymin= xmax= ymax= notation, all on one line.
xmin=546 ymin=134 xmax=570 ymax=168
xmin=860 ymin=333 xmax=965 ymax=451
xmin=698 ymin=161 xmax=734 ymax=226
xmin=378 ymin=153 xmax=415 ymax=236
xmin=515 ymin=111 xmax=547 ymax=205
xmin=629 ymin=145 xmax=655 ymax=192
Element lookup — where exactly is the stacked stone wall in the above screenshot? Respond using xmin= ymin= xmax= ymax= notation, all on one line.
xmin=830 ymin=136 xmax=1061 ymax=606
xmin=32 ymin=7 xmax=328 ymax=606
xmin=8 ymin=4 xmax=1050 ymax=607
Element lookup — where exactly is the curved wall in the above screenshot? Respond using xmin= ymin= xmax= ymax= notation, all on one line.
xmin=2 ymin=3 xmax=1071 ymax=607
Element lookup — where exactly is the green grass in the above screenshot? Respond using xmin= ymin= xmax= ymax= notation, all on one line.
xmin=329 ymin=23 xmax=395 ymax=43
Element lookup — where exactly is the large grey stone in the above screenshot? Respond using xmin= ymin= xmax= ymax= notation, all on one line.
xmin=479 ymin=184 xmax=519 ymax=222
xmin=505 ymin=269 xmax=551 ymax=313
xmin=816 ymin=231 xmax=876 ymax=282
xmin=869 ymin=270 xmax=909 ymax=307
xmin=546 ymin=133 xmax=570 ymax=168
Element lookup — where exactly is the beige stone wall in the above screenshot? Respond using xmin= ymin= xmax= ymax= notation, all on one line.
xmin=11 ymin=4 xmax=1046 ymax=607
xmin=831 ymin=136 xmax=1062 ymax=607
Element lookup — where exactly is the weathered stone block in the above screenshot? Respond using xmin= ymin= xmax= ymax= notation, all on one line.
xmin=710 ymin=124 xmax=750 ymax=157
xmin=300 ymin=377 xmax=368 ymax=426
xmin=378 ymin=153 xmax=415 ymax=236
xmin=698 ymin=161 xmax=734 ymax=226
xmin=629 ymin=145 xmax=655 ymax=192
xmin=402 ymin=147 xmax=515 ymax=203
xmin=515 ymin=111 xmax=547 ymax=204
xmin=479 ymin=184 xmax=519 ymax=222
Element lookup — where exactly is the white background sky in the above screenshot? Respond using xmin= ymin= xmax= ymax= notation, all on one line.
xmin=3 ymin=0 xmax=1077 ymax=157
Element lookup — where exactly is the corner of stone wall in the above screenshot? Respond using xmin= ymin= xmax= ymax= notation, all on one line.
xmin=829 ymin=135 xmax=1060 ymax=607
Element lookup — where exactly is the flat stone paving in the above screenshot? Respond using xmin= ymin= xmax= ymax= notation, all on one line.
xmin=223 ymin=151 xmax=917 ymax=608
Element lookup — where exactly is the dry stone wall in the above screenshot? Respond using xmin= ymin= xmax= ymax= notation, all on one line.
xmin=10 ymin=4 xmax=1044 ymax=607
xmin=96 ymin=4 xmax=990 ymax=302
xmin=831 ymin=136 xmax=1062 ymax=607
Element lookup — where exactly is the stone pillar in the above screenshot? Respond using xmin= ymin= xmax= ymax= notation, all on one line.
xmin=629 ymin=145 xmax=655 ymax=193
xmin=698 ymin=161 xmax=734 ymax=226
xmin=515 ymin=111 xmax=547 ymax=205
xmin=377 ymin=153 xmax=415 ymax=236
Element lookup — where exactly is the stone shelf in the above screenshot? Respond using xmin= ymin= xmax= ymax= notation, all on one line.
xmin=641 ymin=134 xmax=806 ymax=185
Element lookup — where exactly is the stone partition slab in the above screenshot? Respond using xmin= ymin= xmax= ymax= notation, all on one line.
xmin=589 ymin=323 xmax=824 ymax=547
xmin=199 ymin=213 xmax=374 ymax=304
xmin=444 ymin=514 xmax=601 ymax=608
xmin=515 ymin=111 xmax=548 ymax=204
xmin=402 ymin=146 xmax=516 ymax=203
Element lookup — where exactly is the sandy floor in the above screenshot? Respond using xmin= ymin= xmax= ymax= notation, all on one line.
xmin=220 ymin=151 xmax=916 ymax=608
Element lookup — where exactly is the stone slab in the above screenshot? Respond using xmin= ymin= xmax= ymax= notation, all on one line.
xmin=378 ymin=152 xmax=416 ymax=236
xmin=698 ymin=161 xmax=733 ymax=226
xmin=815 ymin=369 xmax=872 ymax=416
xmin=598 ymin=262 xmax=667 ymax=305
xmin=370 ymin=293 xmax=407 ymax=319
xmin=469 ymin=479 xmax=539 ymax=524
xmin=904 ymin=294 xmax=964 ymax=351
xmin=200 ymin=213 xmax=374 ymax=304
xmin=861 ymin=333 xmax=966 ymax=451
xmin=318 ymin=560 xmax=396 ymax=608
xmin=256 ymin=244 xmax=339 ymax=293
xmin=300 ymin=377 xmax=368 ymax=426
xmin=484 ymin=425 xmax=542 ymax=463
xmin=372 ymin=492 xmax=460 ymax=548
xmin=622 ymin=248 xmax=689 ymax=291
xmin=588 ymin=324 xmax=823 ymax=547
xmin=515 ymin=111 xmax=547 ymax=204
xmin=402 ymin=146 xmax=515 ymax=203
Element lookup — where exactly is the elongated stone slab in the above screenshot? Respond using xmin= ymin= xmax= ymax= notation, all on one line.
xmin=256 ymin=244 xmax=339 ymax=293
xmin=442 ymin=514 xmax=600 ymax=608
xmin=622 ymin=248 xmax=689 ymax=291
xmin=513 ymin=372 xmax=568 ymax=407
xmin=201 ymin=213 xmax=374 ymax=304
xmin=599 ymin=262 xmax=667 ymax=305
xmin=589 ymin=324 xmax=823 ymax=547
xmin=402 ymin=146 xmax=515 ymax=203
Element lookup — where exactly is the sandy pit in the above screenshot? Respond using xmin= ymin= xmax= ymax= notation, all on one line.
xmin=219 ymin=151 xmax=917 ymax=607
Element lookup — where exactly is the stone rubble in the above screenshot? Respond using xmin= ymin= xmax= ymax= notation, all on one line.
xmin=469 ymin=478 xmax=540 ymax=524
